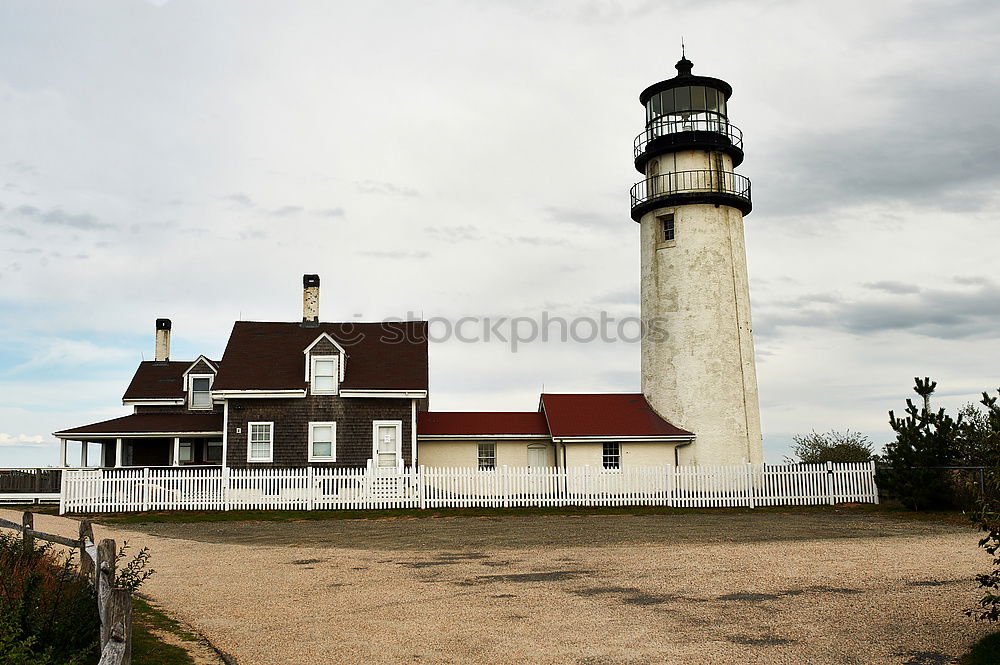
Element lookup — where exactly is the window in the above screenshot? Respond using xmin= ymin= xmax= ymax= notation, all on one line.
xmin=309 ymin=422 xmax=337 ymax=462
xmin=659 ymin=214 xmax=675 ymax=244
xmin=478 ymin=442 xmax=496 ymax=470
xmin=373 ymin=421 xmax=402 ymax=469
xmin=189 ymin=375 xmax=213 ymax=409
xmin=178 ymin=441 xmax=193 ymax=463
xmin=311 ymin=356 xmax=339 ymax=395
xmin=603 ymin=442 xmax=621 ymax=470
xmin=206 ymin=440 xmax=223 ymax=463
xmin=248 ymin=422 xmax=273 ymax=463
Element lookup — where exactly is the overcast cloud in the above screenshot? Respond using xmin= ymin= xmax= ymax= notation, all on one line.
xmin=1 ymin=0 xmax=999 ymax=466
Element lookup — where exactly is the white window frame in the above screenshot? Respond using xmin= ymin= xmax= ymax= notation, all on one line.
xmin=310 ymin=355 xmax=339 ymax=395
xmin=188 ymin=374 xmax=215 ymax=410
xmin=477 ymin=442 xmax=497 ymax=470
xmin=308 ymin=421 xmax=337 ymax=462
xmin=247 ymin=421 xmax=274 ymax=463
xmin=372 ymin=420 xmax=403 ymax=470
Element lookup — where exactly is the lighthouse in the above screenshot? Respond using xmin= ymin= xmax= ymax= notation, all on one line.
xmin=631 ymin=55 xmax=763 ymax=466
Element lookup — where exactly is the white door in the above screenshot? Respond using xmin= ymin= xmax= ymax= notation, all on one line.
xmin=527 ymin=445 xmax=548 ymax=469
xmin=373 ymin=421 xmax=402 ymax=472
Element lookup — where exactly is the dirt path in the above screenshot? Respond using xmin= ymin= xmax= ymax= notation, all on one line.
xmin=5 ymin=508 xmax=992 ymax=665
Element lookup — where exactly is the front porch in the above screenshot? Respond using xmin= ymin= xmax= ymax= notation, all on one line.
xmin=55 ymin=436 xmax=223 ymax=468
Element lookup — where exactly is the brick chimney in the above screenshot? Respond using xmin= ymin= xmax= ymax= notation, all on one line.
xmin=302 ymin=274 xmax=320 ymax=327
xmin=155 ymin=318 xmax=172 ymax=361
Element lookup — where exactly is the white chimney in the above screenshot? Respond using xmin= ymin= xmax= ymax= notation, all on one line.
xmin=155 ymin=318 xmax=171 ymax=361
xmin=302 ymin=274 xmax=320 ymax=327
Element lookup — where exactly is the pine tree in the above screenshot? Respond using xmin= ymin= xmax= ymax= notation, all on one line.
xmin=880 ymin=377 xmax=962 ymax=510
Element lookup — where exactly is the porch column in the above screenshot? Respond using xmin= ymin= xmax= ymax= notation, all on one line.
xmin=60 ymin=439 xmax=68 ymax=467
xmin=115 ymin=438 xmax=123 ymax=468
xmin=172 ymin=437 xmax=180 ymax=466
xmin=81 ymin=440 xmax=89 ymax=467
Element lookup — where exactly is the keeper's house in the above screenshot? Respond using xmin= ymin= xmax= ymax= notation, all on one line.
xmin=54 ymin=276 xmax=693 ymax=471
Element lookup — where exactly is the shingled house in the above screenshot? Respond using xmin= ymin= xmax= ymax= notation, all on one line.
xmin=55 ymin=275 xmax=693 ymax=471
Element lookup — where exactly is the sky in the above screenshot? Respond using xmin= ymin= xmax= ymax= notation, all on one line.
xmin=1 ymin=0 xmax=999 ymax=467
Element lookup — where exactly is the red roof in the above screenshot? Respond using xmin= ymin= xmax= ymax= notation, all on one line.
xmin=418 ymin=412 xmax=549 ymax=436
xmin=55 ymin=413 xmax=224 ymax=436
xmin=212 ymin=321 xmax=428 ymax=392
xmin=540 ymin=394 xmax=693 ymax=438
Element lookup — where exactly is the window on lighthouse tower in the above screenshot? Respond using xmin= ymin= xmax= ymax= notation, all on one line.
xmin=659 ymin=214 xmax=675 ymax=243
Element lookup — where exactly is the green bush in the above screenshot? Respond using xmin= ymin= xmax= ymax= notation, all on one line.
xmin=0 ymin=532 xmax=99 ymax=664
xmin=785 ymin=429 xmax=874 ymax=464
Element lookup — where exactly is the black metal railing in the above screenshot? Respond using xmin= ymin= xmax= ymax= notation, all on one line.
xmin=634 ymin=115 xmax=743 ymax=159
xmin=630 ymin=170 xmax=752 ymax=209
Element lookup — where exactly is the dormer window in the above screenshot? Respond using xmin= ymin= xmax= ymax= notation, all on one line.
xmin=189 ymin=375 xmax=214 ymax=410
xmin=311 ymin=356 xmax=339 ymax=395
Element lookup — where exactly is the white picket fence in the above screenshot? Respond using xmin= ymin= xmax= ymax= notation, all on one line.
xmin=59 ymin=461 xmax=878 ymax=514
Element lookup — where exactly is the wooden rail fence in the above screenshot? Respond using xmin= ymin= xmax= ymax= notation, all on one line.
xmin=60 ymin=461 xmax=879 ymax=513
xmin=0 ymin=511 xmax=133 ymax=664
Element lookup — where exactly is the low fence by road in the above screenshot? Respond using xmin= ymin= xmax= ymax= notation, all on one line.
xmin=0 ymin=468 xmax=67 ymax=504
xmin=0 ymin=511 xmax=134 ymax=664
xmin=60 ymin=461 xmax=879 ymax=514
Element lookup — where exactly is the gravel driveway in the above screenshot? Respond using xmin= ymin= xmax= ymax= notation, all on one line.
xmin=5 ymin=508 xmax=992 ymax=665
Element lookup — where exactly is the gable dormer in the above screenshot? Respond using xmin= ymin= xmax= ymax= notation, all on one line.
xmin=182 ymin=355 xmax=218 ymax=410
xmin=303 ymin=333 xmax=347 ymax=396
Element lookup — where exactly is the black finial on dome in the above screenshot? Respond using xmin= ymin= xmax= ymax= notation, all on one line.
xmin=675 ymin=54 xmax=694 ymax=77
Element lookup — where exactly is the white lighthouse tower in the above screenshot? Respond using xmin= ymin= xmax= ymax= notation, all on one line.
xmin=631 ymin=55 xmax=763 ymax=466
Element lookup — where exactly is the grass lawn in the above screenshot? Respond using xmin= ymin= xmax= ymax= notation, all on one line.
xmin=961 ymin=631 xmax=1000 ymax=664
xmin=132 ymin=595 xmax=206 ymax=665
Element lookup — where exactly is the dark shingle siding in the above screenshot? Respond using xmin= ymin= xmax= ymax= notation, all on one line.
xmin=225 ymin=396 xmax=413 ymax=469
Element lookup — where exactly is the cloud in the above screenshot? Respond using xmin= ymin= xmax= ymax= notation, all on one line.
xmin=757 ymin=277 xmax=1000 ymax=340
xmin=0 ymin=433 xmax=51 ymax=448
xmin=357 ymin=250 xmax=430 ymax=259
xmin=424 ymin=225 xmax=481 ymax=242
xmin=268 ymin=205 xmax=303 ymax=216
xmin=863 ymin=281 xmax=921 ymax=295
xmin=9 ymin=339 xmax=135 ymax=372
xmin=224 ymin=193 xmax=255 ymax=207
xmin=356 ymin=180 xmax=419 ymax=197
xmin=544 ymin=206 xmax=617 ymax=229
xmin=10 ymin=205 xmax=113 ymax=230
xmin=317 ymin=207 xmax=345 ymax=217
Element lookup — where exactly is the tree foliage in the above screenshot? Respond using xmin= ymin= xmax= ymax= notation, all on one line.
xmin=967 ymin=389 xmax=1000 ymax=622
xmin=785 ymin=429 xmax=874 ymax=464
xmin=879 ymin=377 xmax=963 ymax=510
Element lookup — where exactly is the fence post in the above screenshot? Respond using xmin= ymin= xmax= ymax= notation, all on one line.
xmin=223 ymin=466 xmax=231 ymax=511
xmin=826 ymin=461 xmax=835 ymax=506
xmin=307 ymin=466 xmax=315 ymax=512
xmin=871 ymin=459 xmax=880 ymax=505
xmin=142 ymin=467 xmax=151 ymax=512
xmin=418 ymin=465 xmax=426 ymax=510
xmin=97 ymin=538 xmax=117 ymax=647
xmin=502 ymin=466 xmax=510 ymax=509
xmin=105 ymin=588 xmax=133 ymax=665
xmin=746 ymin=463 xmax=755 ymax=509
xmin=21 ymin=511 xmax=33 ymax=552
xmin=79 ymin=519 xmax=95 ymax=580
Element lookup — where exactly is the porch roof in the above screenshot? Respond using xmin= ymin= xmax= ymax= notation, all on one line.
xmin=418 ymin=411 xmax=550 ymax=436
xmin=540 ymin=393 xmax=694 ymax=440
xmin=54 ymin=413 xmax=224 ymax=438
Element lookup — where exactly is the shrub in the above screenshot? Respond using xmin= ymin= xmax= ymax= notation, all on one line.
xmin=784 ymin=429 xmax=874 ymax=464
xmin=0 ymin=532 xmax=99 ymax=664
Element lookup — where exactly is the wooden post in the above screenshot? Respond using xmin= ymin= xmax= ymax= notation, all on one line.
xmin=21 ymin=512 xmax=34 ymax=552
xmin=79 ymin=519 xmax=96 ymax=580
xmin=97 ymin=538 xmax=116 ymax=646
xmin=105 ymin=588 xmax=133 ymax=665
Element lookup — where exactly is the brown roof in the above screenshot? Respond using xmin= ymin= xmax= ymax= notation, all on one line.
xmin=55 ymin=413 xmax=224 ymax=436
xmin=418 ymin=412 xmax=549 ymax=436
xmin=122 ymin=361 xmax=189 ymax=400
xmin=540 ymin=394 xmax=694 ymax=438
xmin=212 ymin=321 xmax=428 ymax=392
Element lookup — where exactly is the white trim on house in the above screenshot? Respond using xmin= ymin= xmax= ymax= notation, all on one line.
xmin=221 ymin=399 xmax=229 ymax=470
xmin=188 ymin=374 xmax=215 ymax=410
xmin=302 ymin=333 xmax=347 ymax=381
xmin=247 ymin=421 xmax=274 ymax=463
xmin=417 ymin=433 xmax=552 ymax=441
xmin=551 ymin=435 xmax=695 ymax=444
xmin=53 ymin=431 xmax=223 ymax=438
xmin=309 ymin=355 xmax=339 ymax=396
xmin=372 ymin=420 xmax=403 ymax=471
xmin=307 ymin=421 xmax=337 ymax=462
xmin=122 ymin=398 xmax=186 ymax=406
xmin=210 ymin=389 xmax=307 ymax=399
xmin=181 ymin=356 xmax=218 ymax=388
xmin=410 ymin=399 xmax=417 ymax=469
xmin=340 ymin=390 xmax=427 ymax=399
